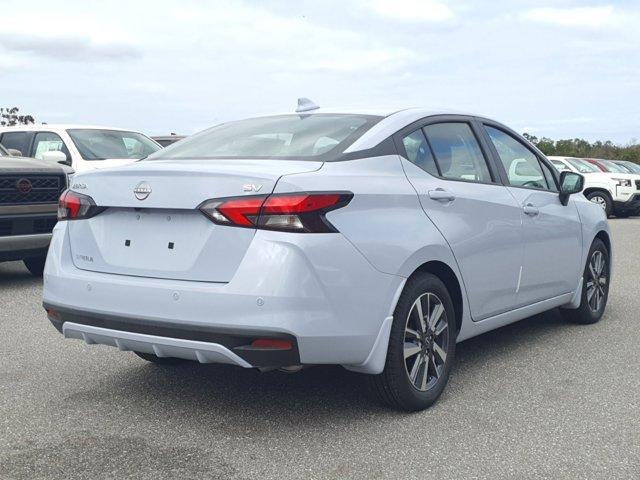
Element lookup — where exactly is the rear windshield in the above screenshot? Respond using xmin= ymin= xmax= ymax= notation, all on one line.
xmin=67 ymin=129 xmax=161 ymax=161
xmin=147 ymin=114 xmax=382 ymax=161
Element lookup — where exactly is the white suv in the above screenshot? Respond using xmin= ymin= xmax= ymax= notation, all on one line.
xmin=549 ymin=156 xmax=640 ymax=217
xmin=0 ymin=125 xmax=162 ymax=173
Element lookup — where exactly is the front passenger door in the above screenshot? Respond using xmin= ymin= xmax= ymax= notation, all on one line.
xmin=482 ymin=125 xmax=582 ymax=306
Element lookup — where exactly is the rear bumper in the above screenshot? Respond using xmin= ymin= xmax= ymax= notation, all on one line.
xmin=43 ymin=222 xmax=404 ymax=370
xmin=0 ymin=233 xmax=51 ymax=261
xmin=46 ymin=304 xmax=300 ymax=367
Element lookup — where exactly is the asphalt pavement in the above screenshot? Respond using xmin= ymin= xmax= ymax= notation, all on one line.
xmin=1 ymin=219 xmax=638 ymax=479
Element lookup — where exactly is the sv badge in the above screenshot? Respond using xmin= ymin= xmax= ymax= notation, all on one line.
xmin=243 ymin=184 xmax=263 ymax=192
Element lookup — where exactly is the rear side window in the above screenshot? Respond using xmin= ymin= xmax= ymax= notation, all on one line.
xmin=401 ymin=129 xmax=439 ymax=177
xmin=0 ymin=132 xmax=31 ymax=155
xmin=485 ymin=126 xmax=549 ymax=190
xmin=423 ymin=123 xmax=493 ymax=183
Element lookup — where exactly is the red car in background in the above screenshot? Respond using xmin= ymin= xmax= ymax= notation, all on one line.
xmin=584 ymin=158 xmax=633 ymax=174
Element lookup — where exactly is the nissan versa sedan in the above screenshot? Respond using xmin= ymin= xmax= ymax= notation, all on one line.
xmin=43 ymin=103 xmax=611 ymax=411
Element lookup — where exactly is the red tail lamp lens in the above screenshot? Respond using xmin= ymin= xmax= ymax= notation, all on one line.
xmin=198 ymin=192 xmax=352 ymax=233
xmin=250 ymin=339 xmax=293 ymax=350
xmin=58 ymin=190 xmax=103 ymax=221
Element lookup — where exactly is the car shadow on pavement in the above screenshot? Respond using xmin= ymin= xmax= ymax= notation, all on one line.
xmin=60 ymin=308 xmax=580 ymax=432
xmin=0 ymin=262 xmax=40 ymax=287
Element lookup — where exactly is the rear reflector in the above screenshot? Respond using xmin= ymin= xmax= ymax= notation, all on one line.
xmin=250 ymin=339 xmax=293 ymax=350
xmin=199 ymin=192 xmax=352 ymax=233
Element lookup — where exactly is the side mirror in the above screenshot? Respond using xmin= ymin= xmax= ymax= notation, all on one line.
xmin=559 ymin=171 xmax=584 ymax=206
xmin=41 ymin=150 xmax=71 ymax=166
xmin=7 ymin=148 xmax=22 ymax=156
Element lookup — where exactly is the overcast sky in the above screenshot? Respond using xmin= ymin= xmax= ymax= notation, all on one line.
xmin=1 ymin=0 xmax=639 ymax=142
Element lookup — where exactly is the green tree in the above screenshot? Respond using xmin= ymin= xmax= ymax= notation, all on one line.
xmin=0 ymin=107 xmax=35 ymax=127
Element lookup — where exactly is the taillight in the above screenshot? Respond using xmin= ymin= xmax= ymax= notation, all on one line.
xmin=58 ymin=190 xmax=104 ymax=221
xmin=198 ymin=192 xmax=352 ymax=233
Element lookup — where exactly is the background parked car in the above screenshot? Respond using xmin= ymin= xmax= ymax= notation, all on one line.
xmin=0 ymin=125 xmax=162 ymax=172
xmin=611 ymin=159 xmax=640 ymax=175
xmin=549 ymin=156 xmax=640 ymax=217
xmin=151 ymin=134 xmax=186 ymax=147
xmin=0 ymin=142 xmax=70 ymax=275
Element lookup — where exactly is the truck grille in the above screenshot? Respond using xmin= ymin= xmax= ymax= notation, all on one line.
xmin=0 ymin=216 xmax=57 ymax=237
xmin=0 ymin=174 xmax=65 ymax=205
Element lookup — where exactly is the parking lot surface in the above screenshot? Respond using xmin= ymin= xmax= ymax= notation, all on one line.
xmin=1 ymin=219 xmax=639 ymax=480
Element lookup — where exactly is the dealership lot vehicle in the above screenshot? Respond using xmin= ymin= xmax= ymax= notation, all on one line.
xmin=43 ymin=106 xmax=610 ymax=411
xmin=152 ymin=134 xmax=186 ymax=147
xmin=0 ymin=146 xmax=69 ymax=275
xmin=0 ymin=124 xmax=161 ymax=172
xmin=612 ymin=159 xmax=640 ymax=175
xmin=549 ymin=156 xmax=640 ymax=217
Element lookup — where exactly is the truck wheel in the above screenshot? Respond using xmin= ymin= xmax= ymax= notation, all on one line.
xmin=23 ymin=256 xmax=46 ymax=276
xmin=585 ymin=191 xmax=612 ymax=217
xmin=368 ymin=273 xmax=456 ymax=411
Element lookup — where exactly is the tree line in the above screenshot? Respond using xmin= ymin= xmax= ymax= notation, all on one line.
xmin=523 ymin=133 xmax=640 ymax=163
xmin=0 ymin=107 xmax=35 ymax=127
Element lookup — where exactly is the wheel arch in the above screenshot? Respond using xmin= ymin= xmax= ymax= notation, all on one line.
xmin=594 ymin=229 xmax=611 ymax=254
xmin=583 ymin=187 xmax=613 ymax=200
xmin=409 ymin=260 xmax=463 ymax=334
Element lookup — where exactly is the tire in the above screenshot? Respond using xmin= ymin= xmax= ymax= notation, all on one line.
xmin=134 ymin=352 xmax=189 ymax=365
xmin=585 ymin=191 xmax=612 ymax=217
xmin=23 ymin=256 xmax=46 ymax=276
xmin=615 ymin=212 xmax=631 ymax=218
xmin=561 ymin=238 xmax=610 ymax=325
xmin=368 ymin=273 xmax=456 ymax=412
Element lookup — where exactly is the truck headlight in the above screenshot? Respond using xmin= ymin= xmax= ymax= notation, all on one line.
xmin=613 ymin=178 xmax=632 ymax=187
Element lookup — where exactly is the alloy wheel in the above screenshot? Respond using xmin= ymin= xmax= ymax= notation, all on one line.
xmin=403 ymin=292 xmax=449 ymax=392
xmin=586 ymin=250 xmax=608 ymax=313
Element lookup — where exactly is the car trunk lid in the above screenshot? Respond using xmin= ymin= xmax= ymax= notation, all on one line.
xmin=67 ymin=159 xmax=321 ymax=282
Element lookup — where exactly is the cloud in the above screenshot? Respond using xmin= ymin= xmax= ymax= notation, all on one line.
xmin=302 ymin=47 xmax=415 ymax=73
xmin=522 ymin=6 xmax=619 ymax=28
xmin=0 ymin=33 xmax=141 ymax=61
xmin=368 ymin=0 xmax=454 ymax=22
xmin=172 ymin=2 xmax=418 ymax=73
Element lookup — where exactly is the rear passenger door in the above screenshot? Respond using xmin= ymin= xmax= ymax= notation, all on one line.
xmin=397 ymin=116 xmax=524 ymax=321
xmin=481 ymin=124 xmax=582 ymax=306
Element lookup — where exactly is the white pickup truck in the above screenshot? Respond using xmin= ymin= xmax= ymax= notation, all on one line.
xmin=548 ymin=156 xmax=640 ymax=217
xmin=0 ymin=125 xmax=161 ymax=173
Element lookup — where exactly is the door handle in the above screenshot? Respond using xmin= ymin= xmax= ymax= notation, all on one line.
xmin=428 ymin=189 xmax=456 ymax=202
xmin=523 ymin=203 xmax=539 ymax=216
